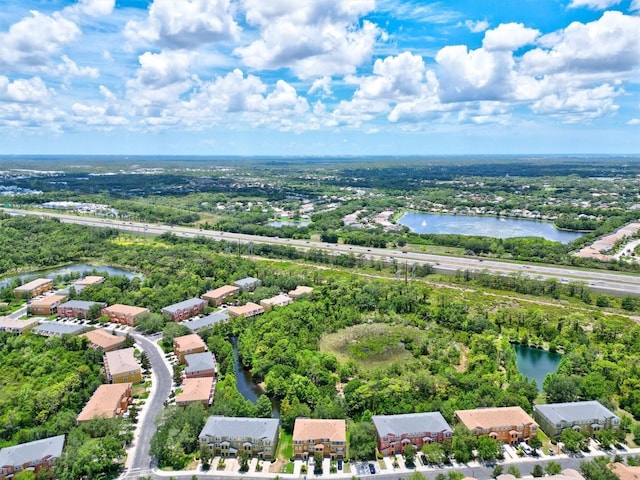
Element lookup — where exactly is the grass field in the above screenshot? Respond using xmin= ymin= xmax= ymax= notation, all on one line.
xmin=319 ymin=323 xmax=425 ymax=369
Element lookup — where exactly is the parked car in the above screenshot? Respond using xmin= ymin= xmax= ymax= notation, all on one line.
xmin=337 ymin=459 xmax=343 ymax=470
xmin=368 ymin=463 xmax=376 ymax=474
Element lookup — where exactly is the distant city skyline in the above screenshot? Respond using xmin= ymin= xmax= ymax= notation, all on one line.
xmin=1 ymin=0 xmax=639 ymax=156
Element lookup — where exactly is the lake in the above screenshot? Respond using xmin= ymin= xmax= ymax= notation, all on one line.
xmin=398 ymin=212 xmax=583 ymax=243
xmin=514 ymin=344 xmax=562 ymax=391
xmin=0 ymin=263 xmax=141 ymax=289
xmin=266 ymin=220 xmax=311 ymax=228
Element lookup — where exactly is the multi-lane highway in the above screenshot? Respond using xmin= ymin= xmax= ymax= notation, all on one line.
xmin=5 ymin=207 xmax=640 ymax=297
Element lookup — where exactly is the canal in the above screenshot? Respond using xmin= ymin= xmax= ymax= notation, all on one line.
xmin=231 ymin=336 xmax=280 ymax=417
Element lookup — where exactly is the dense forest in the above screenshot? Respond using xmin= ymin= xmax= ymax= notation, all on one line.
xmin=3 ymin=214 xmax=640 ymax=473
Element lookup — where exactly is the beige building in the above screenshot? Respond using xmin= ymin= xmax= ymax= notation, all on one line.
xmin=227 ymin=302 xmax=264 ymax=319
xmin=201 ymin=285 xmax=240 ymax=306
xmin=455 ymin=407 xmax=538 ymax=445
xmin=82 ymin=328 xmax=127 ymax=352
xmin=13 ymin=278 xmax=52 ymax=299
xmin=77 ymin=383 xmax=132 ymax=423
xmin=102 ymin=304 xmax=149 ymax=326
xmin=28 ymin=294 xmax=67 ymax=316
xmin=0 ymin=317 xmax=41 ymax=334
xmin=293 ymin=418 xmax=347 ymax=460
xmin=199 ymin=416 xmax=279 ymax=460
xmin=104 ymin=348 xmax=141 ymax=384
xmin=174 ymin=333 xmax=207 ymax=363
xmin=260 ymin=294 xmax=293 ymax=310
xmin=176 ymin=377 xmax=215 ymax=408
xmin=73 ymin=276 xmax=105 ymax=292
xmin=288 ymin=286 xmax=313 ymax=299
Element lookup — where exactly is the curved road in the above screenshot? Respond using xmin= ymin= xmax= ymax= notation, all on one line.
xmin=122 ymin=333 xmax=172 ymax=479
xmin=4 ymin=208 xmax=640 ymax=296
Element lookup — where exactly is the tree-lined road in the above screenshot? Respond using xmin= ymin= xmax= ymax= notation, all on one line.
xmin=4 ymin=207 xmax=640 ymax=297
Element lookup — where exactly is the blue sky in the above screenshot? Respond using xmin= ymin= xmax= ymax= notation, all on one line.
xmin=1 ymin=0 xmax=639 ymax=156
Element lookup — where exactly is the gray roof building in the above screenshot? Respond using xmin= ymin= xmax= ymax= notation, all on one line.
xmin=534 ymin=401 xmax=620 ymax=438
xmin=0 ymin=434 xmax=65 ymax=473
xmin=181 ymin=310 xmax=230 ymax=332
xmin=58 ymin=300 xmax=103 ymax=310
xmin=33 ymin=321 xmax=88 ymax=337
xmin=233 ymin=277 xmax=262 ymax=292
xmin=162 ymin=298 xmax=207 ymax=315
xmin=199 ymin=416 xmax=279 ymax=445
xmin=372 ymin=412 xmax=452 ymax=438
xmin=185 ymin=352 xmax=217 ymax=376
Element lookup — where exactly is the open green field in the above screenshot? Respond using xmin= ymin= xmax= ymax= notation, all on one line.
xmin=319 ymin=323 xmax=426 ymax=369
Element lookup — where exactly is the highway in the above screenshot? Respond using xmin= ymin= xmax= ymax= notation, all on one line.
xmin=4 ymin=207 xmax=640 ymax=297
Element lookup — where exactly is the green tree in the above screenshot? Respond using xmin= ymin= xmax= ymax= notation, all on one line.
xmin=256 ymin=395 xmax=273 ymax=418
xmin=528 ymin=434 xmax=542 ymax=454
xmin=476 ymin=436 xmax=499 ymax=462
xmin=403 ymin=444 xmax=416 ymax=468
xmin=580 ymin=457 xmax=618 ymax=480
xmin=596 ymin=429 xmax=616 ymax=449
xmin=239 ymin=451 xmax=250 ymax=472
xmin=422 ymin=442 xmax=446 ymax=465
xmin=546 ymin=462 xmax=562 ymax=475
xmin=561 ymin=428 xmax=586 ymax=453
xmin=313 ymin=451 xmax=323 ymax=474
xmin=408 ymin=472 xmax=426 ymax=480
xmin=348 ymin=421 xmax=377 ymax=461
xmin=13 ymin=471 xmax=36 ymax=480
xmin=544 ymin=374 xmax=581 ymax=403
xmin=452 ymin=424 xmax=475 ymax=464
xmin=531 ymin=465 xmax=545 ymax=477
xmin=507 ymin=465 xmax=521 ymax=478
xmin=199 ymin=443 xmax=213 ymax=470
xmin=492 ymin=465 xmax=504 ymax=478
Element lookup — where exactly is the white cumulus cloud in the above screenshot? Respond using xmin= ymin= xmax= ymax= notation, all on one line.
xmin=125 ymin=0 xmax=240 ymax=48
xmin=568 ymin=0 xmax=622 ymax=9
xmin=0 ymin=76 xmax=52 ymax=103
xmin=235 ymin=0 xmax=380 ymax=79
xmin=482 ymin=23 xmax=540 ymax=51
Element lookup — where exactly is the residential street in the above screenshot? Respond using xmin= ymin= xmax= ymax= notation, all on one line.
xmin=121 ymin=333 xmax=173 ymax=479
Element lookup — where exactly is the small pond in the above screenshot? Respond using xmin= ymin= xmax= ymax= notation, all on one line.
xmin=0 ymin=263 xmax=141 ymax=289
xmin=514 ymin=344 xmax=562 ymax=391
xmin=398 ymin=212 xmax=583 ymax=244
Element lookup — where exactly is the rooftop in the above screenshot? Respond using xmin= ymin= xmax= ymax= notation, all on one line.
xmin=174 ymin=333 xmax=207 ymax=352
xmin=14 ymin=278 xmax=52 ymax=291
xmin=82 ymin=328 xmax=126 ymax=350
xmin=609 ymin=463 xmax=640 ymax=480
xmin=176 ymin=377 xmax=214 ymax=404
xmin=104 ymin=347 xmax=139 ymax=375
xmin=289 ymin=286 xmax=314 ymax=297
xmin=234 ymin=277 xmax=261 ymax=289
xmin=185 ymin=352 xmax=216 ymax=374
xmin=103 ymin=304 xmax=149 ymax=316
xmin=181 ymin=310 xmax=229 ymax=332
xmin=455 ymin=407 xmax=537 ymax=430
xmin=200 ymin=416 xmax=279 ymax=441
xmin=74 ymin=275 xmax=105 ymax=286
xmin=228 ymin=302 xmax=264 ymax=317
xmin=293 ymin=418 xmax=347 ymax=443
xmin=162 ymin=297 xmax=207 ymax=314
xmin=534 ymin=401 xmax=619 ymax=424
xmin=77 ymin=383 xmax=132 ymax=422
xmin=33 ymin=321 xmax=87 ymax=336
xmin=0 ymin=317 xmax=41 ymax=331
xmin=260 ymin=294 xmax=292 ymax=307
xmin=202 ymin=285 xmax=239 ymax=298
xmin=0 ymin=434 xmax=65 ymax=468
xmin=58 ymin=299 xmax=103 ymax=310
xmin=30 ymin=294 xmax=67 ymax=307
xmin=372 ymin=412 xmax=452 ymax=437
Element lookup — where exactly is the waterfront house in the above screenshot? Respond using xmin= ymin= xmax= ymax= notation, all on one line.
xmin=13 ymin=278 xmax=52 ymax=299
xmin=184 ymin=352 xmax=217 ymax=378
xmin=174 ymin=333 xmax=207 ymax=364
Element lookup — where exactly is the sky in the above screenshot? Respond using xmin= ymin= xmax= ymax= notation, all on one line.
xmin=1 ymin=0 xmax=640 ymax=156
